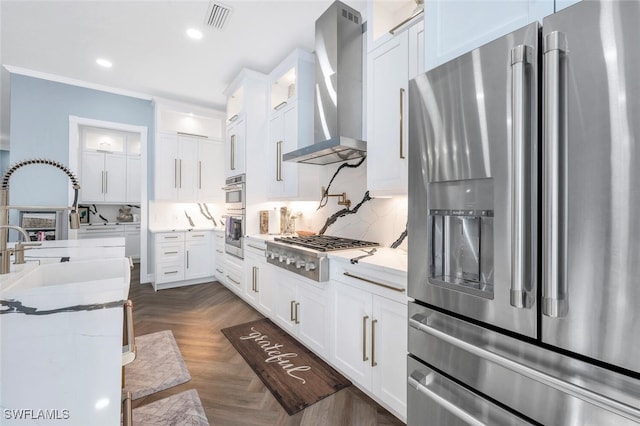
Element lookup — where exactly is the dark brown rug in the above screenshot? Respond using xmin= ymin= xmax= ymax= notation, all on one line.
xmin=221 ymin=318 xmax=351 ymax=415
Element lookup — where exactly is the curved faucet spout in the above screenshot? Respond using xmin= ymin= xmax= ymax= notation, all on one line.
xmin=0 ymin=158 xmax=82 ymax=274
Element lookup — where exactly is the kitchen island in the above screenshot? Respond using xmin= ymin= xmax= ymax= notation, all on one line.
xmin=0 ymin=237 xmax=130 ymax=425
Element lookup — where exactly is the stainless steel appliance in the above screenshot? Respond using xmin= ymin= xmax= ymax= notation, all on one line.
xmin=223 ymin=174 xmax=245 ymax=259
xmin=20 ymin=211 xmax=66 ymax=241
xmin=266 ymin=235 xmax=378 ymax=282
xmin=283 ymin=0 xmax=367 ymax=165
xmin=408 ymin=1 xmax=640 ymax=424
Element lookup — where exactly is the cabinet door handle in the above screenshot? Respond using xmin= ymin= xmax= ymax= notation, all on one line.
xmin=198 ymin=160 xmax=202 ymax=189
xmin=174 ymin=158 xmax=178 ymax=188
xmin=186 ymin=250 xmax=190 ymax=268
xmin=105 ymin=170 xmax=108 ymax=193
xmin=295 ymin=302 xmax=300 ymax=324
xmin=371 ymin=318 xmax=378 ymax=367
xmin=101 ymin=171 xmax=105 ymax=193
xmin=232 ymin=135 xmax=236 ymax=170
xmin=362 ymin=315 xmax=369 ymax=362
xmin=252 ymin=266 xmax=258 ymax=293
xmin=179 ymin=159 xmax=183 ymax=188
xmin=276 ymin=140 xmax=283 ymax=181
xmin=343 ymin=272 xmax=406 ymax=292
xmin=290 ymin=300 xmax=296 ymax=322
xmin=399 ymin=87 xmax=406 ymax=159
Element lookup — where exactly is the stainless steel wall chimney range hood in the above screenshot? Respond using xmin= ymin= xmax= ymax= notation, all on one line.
xmin=282 ymin=1 xmax=366 ymax=165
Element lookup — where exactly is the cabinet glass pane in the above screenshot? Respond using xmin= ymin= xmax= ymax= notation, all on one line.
xmin=81 ymin=126 xmax=125 ymax=153
xmin=270 ymin=67 xmax=296 ymax=110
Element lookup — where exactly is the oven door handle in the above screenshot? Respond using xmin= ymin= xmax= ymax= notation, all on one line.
xmin=409 ymin=315 xmax=640 ymax=422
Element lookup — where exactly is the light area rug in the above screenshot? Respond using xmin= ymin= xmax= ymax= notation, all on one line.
xmin=132 ymin=389 xmax=209 ymax=426
xmin=125 ymin=330 xmax=191 ymax=400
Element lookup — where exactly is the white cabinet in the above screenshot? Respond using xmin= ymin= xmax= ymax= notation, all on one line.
xmin=244 ymin=240 xmax=275 ymax=316
xmin=124 ymin=224 xmax=140 ymax=261
xmin=80 ymin=151 xmax=127 ymax=203
xmin=213 ymin=230 xmax=225 ymax=282
xmin=153 ymin=132 xmax=199 ymax=201
xmin=330 ymin=259 xmax=408 ymax=421
xmin=266 ymin=49 xmax=318 ymax=200
xmin=273 ymin=269 xmax=331 ymax=358
xmin=225 ymin=118 xmax=246 ymax=177
xmin=198 ymin=139 xmax=225 ymax=203
xmin=185 ymin=232 xmax=212 ymax=280
xmin=153 ymin=231 xmax=213 ymax=290
xmin=424 ymin=0 xmax=554 ymax=70
xmin=79 ymin=126 xmax=140 ymax=203
xmin=224 ymin=69 xmax=268 ymax=179
xmin=367 ymin=21 xmax=424 ymax=196
xmin=224 ymin=254 xmax=244 ymax=295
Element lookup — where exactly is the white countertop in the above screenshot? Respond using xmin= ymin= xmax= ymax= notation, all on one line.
xmin=149 ymin=226 xmax=223 ymax=233
xmin=0 ymin=239 xmax=130 ymax=425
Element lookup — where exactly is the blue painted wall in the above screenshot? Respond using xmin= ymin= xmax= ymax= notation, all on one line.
xmin=8 ymin=74 xmax=153 ymax=207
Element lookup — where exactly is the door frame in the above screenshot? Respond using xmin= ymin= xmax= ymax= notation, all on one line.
xmin=68 ymin=115 xmax=150 ymax=283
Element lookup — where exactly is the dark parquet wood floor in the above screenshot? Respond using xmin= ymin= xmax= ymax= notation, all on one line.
xmin=128 ymin=265 xmax=405 ymax=426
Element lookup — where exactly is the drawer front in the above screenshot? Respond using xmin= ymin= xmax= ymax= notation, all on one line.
xmin=155 ymin=232 xmax=184 ymax=243
xmin=186 ymin=231 xmax=210 ymax=241
xmin=155 ymin=263 xmax=185 ymax=283
xmin=157 ymin=243 xmax=184 ymax=263
xmin=331 ymin=261 xmax=407 ymax=303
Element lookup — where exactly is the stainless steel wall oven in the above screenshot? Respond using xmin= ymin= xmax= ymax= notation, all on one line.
xmin=223 ymin=174 xmax=245 ymax=259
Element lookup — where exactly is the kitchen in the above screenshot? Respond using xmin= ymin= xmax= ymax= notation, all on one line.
xmin=2 ymin=0 xmax=640 ymax=425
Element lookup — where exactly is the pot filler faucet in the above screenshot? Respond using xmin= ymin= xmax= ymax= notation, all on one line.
xmin=0 ymin=158 xmax=81 ymax=275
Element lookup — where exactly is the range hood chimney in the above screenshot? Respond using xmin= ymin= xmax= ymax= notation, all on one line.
xmin=283 ymin=1 xmax=366 ymax=165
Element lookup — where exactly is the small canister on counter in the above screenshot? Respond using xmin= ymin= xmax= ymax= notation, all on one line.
xmin=259 ymin=210 xmax=269 ymax=234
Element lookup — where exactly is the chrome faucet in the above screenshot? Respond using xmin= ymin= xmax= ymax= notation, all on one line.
xmin=0 ymin=158 xmax=81 ymax=274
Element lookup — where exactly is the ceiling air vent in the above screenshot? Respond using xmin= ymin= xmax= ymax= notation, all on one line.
xmin=205 ymin=1 xmax=232 ymax=30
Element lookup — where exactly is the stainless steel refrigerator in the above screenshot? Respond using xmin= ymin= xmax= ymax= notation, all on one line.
xmin=407 ymin=1 xmax=640 ymax=424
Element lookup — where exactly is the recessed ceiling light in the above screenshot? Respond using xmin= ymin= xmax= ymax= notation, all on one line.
xmin=186 ymin=28 xmax=203 ymax=40
xmin=96 ymin=58 xmax=112 ymax=68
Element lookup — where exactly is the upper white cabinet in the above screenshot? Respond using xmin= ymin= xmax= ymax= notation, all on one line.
xmin=80 ymin=126 xmax=139 ymax=203
xmin=223 ymin=69 xmax=268 ymax=179
xmin=366 ymin=21 xmax=424 ymax=196
xmin=153 ymin=99 xmax=226 ymax=202
xmin=424 ymin=0 xmax=554 ymax=70
xmin=266 ymin=49 xmax=318 ymax=200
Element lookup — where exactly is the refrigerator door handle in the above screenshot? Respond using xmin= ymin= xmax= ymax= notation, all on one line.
xmin=408 ymin=374 xmax=489 ymax=426
xmin=510 ymin=44 xmax=533 ymax=309
xmin=409 ymin=314 xmax=640 ymax=423
xmin=542 ymin=31 xmax=569 ymax=318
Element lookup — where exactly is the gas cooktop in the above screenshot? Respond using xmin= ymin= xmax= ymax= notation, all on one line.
xmin=273 ymin=235 xmax=379 ymax=252
xmin=266 ymin=235 xmax=380 ymax=282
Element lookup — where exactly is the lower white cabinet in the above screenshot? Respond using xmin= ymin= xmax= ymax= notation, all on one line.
xmin=213 ymin=230 xmax=225 ymax=282
xmin=224 ymin=254 xmax=243 ymax=295
xmin=330 ymin=260 xmax=408 ymax=421
xmin=153 ymin=231 xmax=213 ymax=290
xmin=244 ymin=240 xmax=275 ymax=316
xmin=273 ymin=269 xmax=331 ymax=358
xmin=124 ymin=224 xmax=141 ymax=261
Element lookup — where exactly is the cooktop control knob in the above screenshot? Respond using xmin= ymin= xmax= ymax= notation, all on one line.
xmin=278 ymin=255 xmax=286 ymax=262
xmin=295 ymin=260 xmax=305 ymax=269
xmin=286 ymin=257 xmax=295 ymax=265
xmin=305 ymin=261 xmax=316 ymax=272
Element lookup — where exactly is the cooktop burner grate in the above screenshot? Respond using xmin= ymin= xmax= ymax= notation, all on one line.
xmin=273 ymin=235 xmax=379 ymax=252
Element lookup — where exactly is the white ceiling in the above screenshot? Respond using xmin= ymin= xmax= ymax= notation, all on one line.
xmin=0 ymin=0 xmax=367 ymax=142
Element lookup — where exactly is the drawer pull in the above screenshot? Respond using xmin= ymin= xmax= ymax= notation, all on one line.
xmin=343 ymin=272 xmax=406 ymax=293
xmin=248 ymin=244 xmax=266 ymax=252
xmin=165 ymin=236 xmax=179 ymax=239
xmin=164 ymin=271 xmax=179 ymax=275
xmin=216 ymin=249 xmax=224 ymax=254
xmin=216 ymin=268 xmax=224 ymax=274
xmin=164 ymin=251 xmax=178 ymax=255
xmin=227 ymin=275 xmax=240 ymax=285
xmin=191 ymin=234 xmax=205 ymax=238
